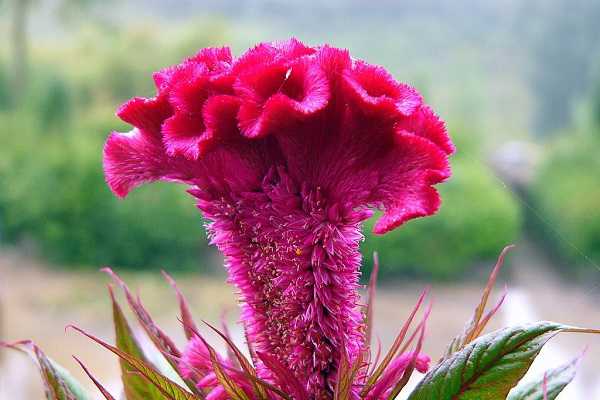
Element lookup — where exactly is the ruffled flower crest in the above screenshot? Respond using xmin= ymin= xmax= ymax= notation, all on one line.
xmin=103 ymin=38 xmax=453 ymax=397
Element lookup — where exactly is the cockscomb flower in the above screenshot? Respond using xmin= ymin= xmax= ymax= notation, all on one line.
xmin=103 ymin=38 xmax=454 ymax=397
xmin=8 ymin=246 xmax=595 ymax=400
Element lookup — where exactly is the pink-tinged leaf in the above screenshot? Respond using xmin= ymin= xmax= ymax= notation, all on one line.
xmin=102 ymin=268 xmax=199 ymax=390
xmin=241 ymin=321 xmax=259 ymax=367
xmin=219 ymin=310 xmax=240 ymax=368
xmin=365 ymin=252 xmax=380 ymax=349
xmin=334 ymin=346 xmax=364 ymax=400
xmin=368 ymin=336 xmax=383 ymax=376
xmin=361 ymin=287 xmax=429 ymax=397
xmin=256 ymin=351 xmax=309 ymax=400
xmin=471 ymin=285 xmax=508 ymax=340
xmin=1 ymin=340 xmax=90 ymax=400
xmin=441 ymin=245 xmax=514 ymax=362
xmin=203 ymin=320 xmax=267 ymax=400
xmin=181 ymin=319 xmax=291 ymax=400
xmin=103 ymin=268 xmax=181 ymax=358
xmin=73 ymin=357 xmax=117 ymax=400
xmin=68 ymin=325 xmax=202 ymax=400
xmin=232 ymin=370 xmax=293 ymax=400
xmin=334 ymin=345 xmax=351 ymax=400
xmin=162 ymin=271 xmax=200 ymax=341
xmin=0 ymin=339 xmax=30 ymax=354
xmin=464 ymin=245 xmax=513 ymax=343
xmin=386 ymin=305 xmax=430 ymax=400
xmin=194 ymin=333 xmax=250 ymax=400
xmin=109 ymin=285 xmax=167 ymax=400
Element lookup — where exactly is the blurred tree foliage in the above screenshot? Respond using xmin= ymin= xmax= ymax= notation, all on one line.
xmin=0 ymin=114 xmax=210 ymax=270
xmin=8 ymin=0 xmax=32 ymax=103
xmin=6 ymin=0 xmax=105 ymax=105
xmin=0 ymin=22 xmax=227 ymax=271
xmin=0 ymin=61 xmax=11 ymax=110
xmin=519 ymin=0 xmax=600 ymax=134
xmin=529 ymin=128 xmax=600 ymax=277
xmin=37 ymin=75 xmax=72 ymax=129
xmin=592 ymin=72 xmax=600 ymax=128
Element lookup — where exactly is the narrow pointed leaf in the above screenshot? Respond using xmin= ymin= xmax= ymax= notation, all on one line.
xmin=386 ymin=305 xmax=431 ymax=400
xmin=197 ymin=334 xmax=250 ymax=400
xmin=241 ymin=321 xmax=259 ymax=366
xmin=408 ymin=322 xmax=566 ymax=400
xmin=103 ymin=268 xmax=182 ymax=359
xmin=38 ymin=348 xmax=91 ymax=400
xmin=73 ymin=357 xmax=117 ymax=400
xmin=1 ymin=341 xmax=90 ymax=400
xmin=256 ymin=351 xmax=309 ymax=400
xmin=362 ymin=288 xmax=428 ymax=396
xmin=441 ymin=245 xmax=513 ymax=362
xmin=103 ymin=268 xmax=200 ymax=392
xmin=368 ymin=336 xmax=382 ymax=376
xmin=109 ymin=285 xmax=165 ymax=400
xmin=365 ymin=252 xmax=380 ymax=348
xmin=204 ymin=321 xmax=267 ymax=399
xmin=507 ymin=355 xmax=581 ymax=400
xmin=219 ymin=311 xmax=240 ymax=368
xmin=162 ymin=271 xmax=200 ymax=341
xmin=334 ymin=345 xmax=364 ymax=400
xmin=181 ymin=319 xmax=289 ymax=400
xmin=233 ymin=368 xmax=293 ymax=400
xmin=334 ymin=347 xmax=351 ymax=400
xmin=68 ymin=325 xmax=202 ymax=400
xmin=471 ymin=286 xmax=507 ymax=340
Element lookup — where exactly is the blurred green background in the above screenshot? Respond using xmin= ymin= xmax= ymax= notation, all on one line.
xmin=0 ymin=0 xmax=599 ymax=280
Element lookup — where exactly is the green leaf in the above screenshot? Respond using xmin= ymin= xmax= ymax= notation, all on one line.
xmin=103 ymin=268 xmax=202 ymax=394
xmin=74 ymin=356 xmax=118 ymax=400
xmin=204 ymin=321 xmax=268 ymax=400
xmin=507 ymin=355 xmax=581 ymax=400
xmin=196 ymin=333 xmax=250 ymax=400
xmin=1 ymin=341 xmax=90 ymax=400
xmin=407 ymin=322 xmax=565 ymax=400
xmin=40 ymin=353 xmax=91 ymax=400
xmin=109 ymin=286 xmax=166 ymax=400
xmin=68 ymin=325 xmax=203 ymax=400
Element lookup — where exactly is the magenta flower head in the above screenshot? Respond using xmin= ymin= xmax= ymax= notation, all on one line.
xmin=103 ymin=38 xmax=453 ymax=397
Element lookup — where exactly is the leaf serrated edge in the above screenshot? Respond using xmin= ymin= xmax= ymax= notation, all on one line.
xmin=102 ymin=267 xmax=202 ymax=393
xmin=67 ymin=325 xmax=202 ymax=400
xmin=73 ymin=357 xmax=117 ymax=400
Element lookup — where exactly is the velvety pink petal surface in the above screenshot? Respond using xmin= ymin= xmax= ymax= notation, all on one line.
xmin=103 ymin=38 xmax=454 ymax=398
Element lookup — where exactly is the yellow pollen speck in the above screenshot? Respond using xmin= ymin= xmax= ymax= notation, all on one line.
xmin=295 ymin=248 xmax=302 ymax=256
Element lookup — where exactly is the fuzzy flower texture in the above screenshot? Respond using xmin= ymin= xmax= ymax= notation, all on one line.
xmin=103 ymin=39 xmax=454 ymax=399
